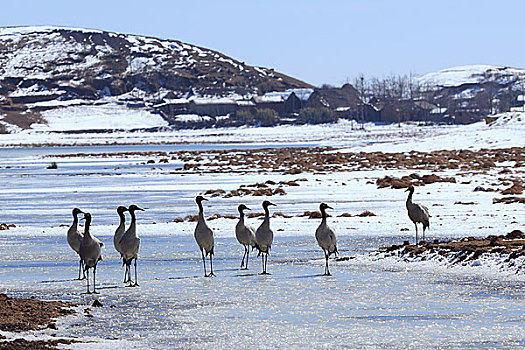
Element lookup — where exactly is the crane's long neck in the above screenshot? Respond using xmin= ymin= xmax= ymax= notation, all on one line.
xmin=129 ymin=210 xmax=137 ymax=236
xmin=238 ymin=208 xmax=245 ymax=220
xmin=198 ymin=201 xmax=204 ymax=219
xmin=407 ymin=189 xmax=414 ymax=203
xmin=69 ymin=214 xmax=79 ymax=235
xmin=117 ymin=211 xmax=126 ymax=230
xmin=84 ymin=217 xmax=92 ymax=239
xmin=321 ymin=207 xmax=327 ymax=221
xmin=406 ymin=189 xmax=414 ymax=208
xmin=263 ymin=206 xmax=270 ymax=225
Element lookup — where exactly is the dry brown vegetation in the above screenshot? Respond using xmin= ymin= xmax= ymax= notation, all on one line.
xmin=376 ymin=173 xmax=456 ymax=189
xmin=501 ymin=180 xmax=524 ymax=195
xmin=0 ymin=224 xmax=15 ymax=230
xmin=53 ymin=147 xmax=525 ymax=174
xmin=0 ymin=294 xmax=73 ymax=332
xmin=380 ymin=230 xmax=525 ymax=265
xmin=493 ymin=197 xmax=525 ymax=204
xmin=0 ymin=294 xmax=76 ymax=349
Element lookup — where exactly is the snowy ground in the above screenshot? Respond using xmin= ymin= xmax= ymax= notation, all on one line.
xmin=0 ymin=111 xmax=524 ymax=151
xmin=0 ymin=114 xmax=524 ymax=349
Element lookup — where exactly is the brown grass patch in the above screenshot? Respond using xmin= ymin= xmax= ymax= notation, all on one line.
xmin=357 ymin=210 xmax=376 ymax=217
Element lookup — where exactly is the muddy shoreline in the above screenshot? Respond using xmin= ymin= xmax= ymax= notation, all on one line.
xmin=378 ymin=230 xmax=525 ymax=272
xmin=0 ymin=294 xmax=76 ymax=350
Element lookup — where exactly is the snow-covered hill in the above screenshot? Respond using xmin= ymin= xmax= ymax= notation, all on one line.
xmin=417 ymin=64 xmax=525 ymax=88
xmin=0 ymin=26 xmax=310 ymax=132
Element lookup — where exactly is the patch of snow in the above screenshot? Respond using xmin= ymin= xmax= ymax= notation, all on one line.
xmin=173 ymin=114 xmax=212 ymax=123
xmin=30 ymin=103 xmax=168 ymax=131
xmin=417 ymin=65 xmax=525 ymax=88
xmin=26 ymin=99 xmax=88 ymax=108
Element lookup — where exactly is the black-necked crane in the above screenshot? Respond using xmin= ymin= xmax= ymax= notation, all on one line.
xmin=113 ymin=206 xmax=129 ymax=283
xmin=79 ymin=212 xmax=102 ymax=294
xmin=315 ymin=203 xmax=338 ymax=276
xmin=67 ymin=207 xmax=85 ymax=280
xmin=255 ymin=200 xmax=276 ymax=275
xmin=235 ymin=204 xmax=256 ymax=269
xmin=119 ymin=204 xmax=144 ymax=286
xmin=405 ymin=185 xmax=430 ymax=244
xmin=194 ymin=196 xmax=215 ymax=277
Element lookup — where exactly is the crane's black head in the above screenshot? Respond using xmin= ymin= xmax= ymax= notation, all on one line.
xmin=72 ymin=208 xmax=84 ymax=217
xmin=238 ymin=204 xmax=251 ymax=213
xmin=128 ymin=204 xmax=145 ymax=212
xmin=262 ymin=200 xmax=276 ymax=208
xmin=405 ymin=185 xmax=415 ymax=192
xmin=196 ymin=195 xmax=208 ymax=204
xmin=117 ymin=206 xmax=128 ymax=214
xmin=320 ymin=203 xmax=333 ymax=211
xmin=80 ymin=212 xmax=91 ymax=222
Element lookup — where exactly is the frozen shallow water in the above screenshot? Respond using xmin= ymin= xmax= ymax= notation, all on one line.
xmin=0 ymin=142 xmax=524 ymax=349
xmin=1 ymin=233 xmax=524 ymax=349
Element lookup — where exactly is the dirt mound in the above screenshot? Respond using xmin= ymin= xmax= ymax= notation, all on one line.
xmin=297 ymin=211 xmax=331 ymax=219
xmin=380 ymin=230 xmax=525 ymax=265
xmin=501 ymin=181 xmax=524 ymax=195
xmin=0 ymin=294 xmax=74 ymax=333
xmin=356 ymin=211 xmax=376 ymax=217
xmin=493 ymin=197 xmax=525 ymax=204
xmin=376 ymin=173 xmax=456 ymax=189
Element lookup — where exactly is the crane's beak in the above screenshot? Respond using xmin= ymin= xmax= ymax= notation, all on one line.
xmin=404 ymin=188 xmax=410 ymax=192
xmin=138 ymin=207 xmax=146 ymax=211
xmin=269 ymin=202 xmax=276 ymax=206
xmin=245 ymin=206 xmax=251 ymax=211
xmin=326 ymin=205 xmax=333 ymax=210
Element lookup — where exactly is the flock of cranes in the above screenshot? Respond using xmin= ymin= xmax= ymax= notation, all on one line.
xmin=67 ymin=187 xmax=430 ymax=293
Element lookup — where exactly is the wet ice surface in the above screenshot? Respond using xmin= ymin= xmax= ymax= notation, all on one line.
xmin=0 ymin=145 xmax=524 ymax=349
xmin=2 ymin=234 xmax=525 ymax=349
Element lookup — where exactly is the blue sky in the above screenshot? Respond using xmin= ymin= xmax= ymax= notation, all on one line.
xmin=1 ymin=0 xmax=524 ymax=86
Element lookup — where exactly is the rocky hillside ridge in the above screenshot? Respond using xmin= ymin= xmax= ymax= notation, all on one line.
xmin=0 ymin=26 xmax=311 ymax=132
xmin=414 ymin=65 xmax=525 ymax=123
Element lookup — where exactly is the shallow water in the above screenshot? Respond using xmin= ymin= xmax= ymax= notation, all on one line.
xmin=0 ymin=145 xmax=524 ymax=349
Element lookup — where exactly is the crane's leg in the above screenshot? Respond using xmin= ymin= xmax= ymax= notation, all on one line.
xmin=201 ymin=249 xmax=207 ymax=277
xmin=86 ymin=267 xmax=91 ymax=294
xmin=260 ymin=253 xmax=265 ymax=274
xmin=208 ymin=254 xmax=215 ymax=277
xmin=78 ymin=258 xmax=84 ymax=280
xmin=422 ymin=226 xmax=426 ymax=242
xmin=122 ymin=264 xmax=128 ymax=283
xmin=241 ymin=245 xmax=246 ymax=269
xmin=245 ymin=246 xmax=250 ymax=270
xmin=261 ymin=253 xmax=270 ymax=275
xmin=93 ymin=265 xmax=99 ymax=294
xmin=414 ymin=223 xmax=419 ymax=245
xmin=126 ymin=262 xmax=133 ymax=287
xmin=325 ymin=250 xmax=331 ymax=276
xmin=134 ymin=258 xmax=139 ymax=286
